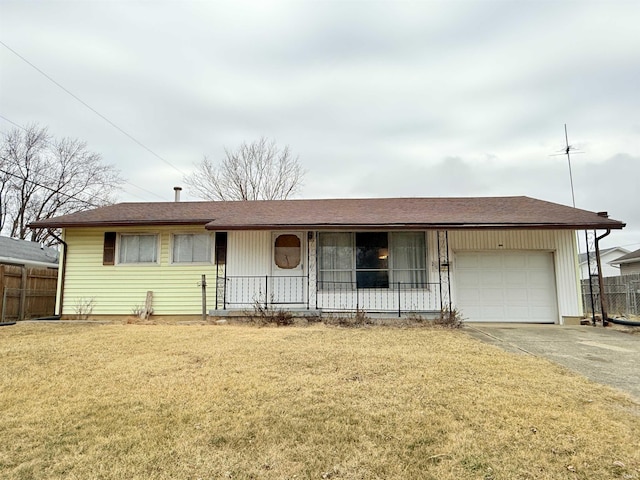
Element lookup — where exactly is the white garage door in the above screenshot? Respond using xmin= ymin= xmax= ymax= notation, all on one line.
xmin=455 ymin=251 xmax=558 ymax=323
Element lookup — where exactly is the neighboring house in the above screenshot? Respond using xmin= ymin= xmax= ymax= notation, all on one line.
xmin=29 ymin=196 xmax=625 ymax=324
xmin=578 ymin=247 xmax=630 ymax=279
xmin=0 ymin=236 xmax=59 ymax=269
xmin=610 ymin=248 xmax=640 ymax=275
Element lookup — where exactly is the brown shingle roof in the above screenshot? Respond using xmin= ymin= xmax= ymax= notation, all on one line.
xmin=28 ymin=196 xmax=625 ymax=231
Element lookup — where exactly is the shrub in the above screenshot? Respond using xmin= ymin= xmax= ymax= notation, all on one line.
xmin=434 ymin=306 xmax=464 ymax=328
xmin=73 ymin=298 xmax=95 ymax=320
xmin=245 ymin=300 xmax=294 ymax=327
xmin=323 ymin=309 xmax=373 ymax=328
xmin=405 ymin=313 xmax=429 ymax=325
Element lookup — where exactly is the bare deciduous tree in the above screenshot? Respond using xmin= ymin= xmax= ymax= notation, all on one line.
xmin=185 ymin=137 xmax=304 ymax=201
xmin=0 ymin=124 xmax=124 ymax=244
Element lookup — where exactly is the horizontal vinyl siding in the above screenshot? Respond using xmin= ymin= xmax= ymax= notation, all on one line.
xmin=62 ymin=226 xmax=215 ymax=315
xmin=621 ymin=264 xmax=640 ymax=275
xmin=448 ymin=230 xmax=581 ymax=319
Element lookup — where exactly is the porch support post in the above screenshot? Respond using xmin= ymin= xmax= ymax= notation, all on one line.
xmin=223 ymin=277 xmax=227 ymax=310
xmin=265 ymin=275 xmax=269 ymax=309
xmin=437 ymin=231 xmax=451 ymax=312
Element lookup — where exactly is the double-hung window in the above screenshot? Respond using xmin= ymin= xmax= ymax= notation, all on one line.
xmin=318 ymin=232 xmax=427 ymax=289
xmin=172 ymin=233 xmax=212 ymax=263
xmin=119 ymin=234 xmax=158 ymax=264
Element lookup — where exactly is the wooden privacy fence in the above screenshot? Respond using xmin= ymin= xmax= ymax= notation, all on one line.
xmin=0 ymin=265 xmax=58 ymax=321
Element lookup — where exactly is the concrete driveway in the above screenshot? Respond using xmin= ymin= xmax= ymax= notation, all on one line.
xmin=465 ymin=324 xmax=640 ymax=400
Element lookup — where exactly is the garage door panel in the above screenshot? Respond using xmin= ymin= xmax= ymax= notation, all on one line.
xmin=482 ymin=289 xmax=504 ymax=303
xmin=504 ymin=255 xmax=527 ymax=268
xmin=504 ymin=270 xmax=527 ymax=285
xmin=482 ymin=271 xmax=504 ymax=286
xmin=480 ymin=255 xmax=501 ymax=268
xmin=457 ymin=290 xmax=481 ymax=303
xmin=526 ymin=253 xmax=552 ymax=268
xmin=531 ymin=305 xmax=556 ymax=317
xmin=455 ymin=251 xmax=557 ymax=323
xmin=479 ymin=305 xmax=506 ymax=319
xmin=527 ymin=271 xmax=552 ymax=286
xmin=456 ymin=255 xmax=481 ymax=268
xmin=457 ymin=271 xmax=480 ymax=287
xmin=528 ymin=288 xmax=553 ymax=302
xmin=506 ymin=306 xmax=529 ymax=319
xmin=506 ymin=288 xmax=528 ymax=303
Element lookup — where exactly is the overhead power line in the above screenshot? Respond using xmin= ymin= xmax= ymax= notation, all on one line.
xmin=0 ymin=167 xmax=101 ymax=208
xmin=0 ymin=39 xmax=187 ymax=177
xmin=0 ymin=114 xmax=167 ymax=202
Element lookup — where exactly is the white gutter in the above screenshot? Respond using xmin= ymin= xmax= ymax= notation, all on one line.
xmin=0 ymin=256 xmax=59 ymax=269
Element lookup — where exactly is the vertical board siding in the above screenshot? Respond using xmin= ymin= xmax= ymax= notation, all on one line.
xmin=426 ymin=231 xmax=440 ymax=282
xmin=226 ymin=231 xmax=271 ymax=277
xmin=448 ymin=230 xmax=581 ymax=318
xmin=308 ymin=233 xmax=317 ymax=308
xmin=62 ymin=227 xmax=216 ymax=316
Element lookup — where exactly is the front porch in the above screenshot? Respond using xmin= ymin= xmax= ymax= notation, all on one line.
xmin=212 ymin=275 xmax=444 ymax=316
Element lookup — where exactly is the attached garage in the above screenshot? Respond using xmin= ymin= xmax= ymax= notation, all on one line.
xmin=455 ymin=251 xmax=558 ymax=323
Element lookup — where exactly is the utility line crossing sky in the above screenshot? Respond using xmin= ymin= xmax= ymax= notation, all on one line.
xmin=1 ymin=0 xmax=638 ymax=250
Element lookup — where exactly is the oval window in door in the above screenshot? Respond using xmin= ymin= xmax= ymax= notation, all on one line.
xmin=274 ymin=234 xmax=301 ymax=269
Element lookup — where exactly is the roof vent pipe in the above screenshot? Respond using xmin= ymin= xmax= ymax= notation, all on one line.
xmin=174 ymin=186 xmax=182 ymax=202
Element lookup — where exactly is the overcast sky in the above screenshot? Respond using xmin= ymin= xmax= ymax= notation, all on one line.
xmin=1 ymin=0 xmax=638 ymax=251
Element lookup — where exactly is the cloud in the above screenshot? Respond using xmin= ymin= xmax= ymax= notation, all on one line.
xmin=1 ymin=0 xmax=639 ymax=250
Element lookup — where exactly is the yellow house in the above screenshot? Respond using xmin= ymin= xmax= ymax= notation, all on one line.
xmin=29 ymin=196 xmax=625 ymax=323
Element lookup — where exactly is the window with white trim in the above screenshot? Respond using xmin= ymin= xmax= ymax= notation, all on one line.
xmin=118 ymin=234 xmax=158 ymax=264
xmin=172 ymin=233 xmax=212 ymax=263
xmin=317 ymin=232 xmax=427 ymax=289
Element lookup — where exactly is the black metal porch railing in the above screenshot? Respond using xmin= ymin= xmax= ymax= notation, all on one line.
xmin=220 ymin=275 xmax=309 ymax=309
xmin=316 ymin=280 xmax=441 ymax=316
xmin=218 ymin=276 xmax=440 ymax=316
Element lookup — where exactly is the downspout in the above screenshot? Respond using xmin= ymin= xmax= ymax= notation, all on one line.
xmin=48 ymin=229 xmax=67 ymax=317
xmin=594 ymin=228 xmax=611 ymax=326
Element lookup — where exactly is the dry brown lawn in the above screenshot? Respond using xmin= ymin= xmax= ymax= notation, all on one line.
xmin=1 ymin=322 xmax=639 ymax=480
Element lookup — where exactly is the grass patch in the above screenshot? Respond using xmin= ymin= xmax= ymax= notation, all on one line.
xmin=1 ymin=323 xmax=639 ymax=479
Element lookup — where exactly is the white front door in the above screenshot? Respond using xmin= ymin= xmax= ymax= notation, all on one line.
xmin=271 ymin=232 xmax=306 ymax=306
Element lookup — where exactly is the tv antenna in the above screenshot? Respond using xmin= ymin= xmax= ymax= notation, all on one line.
xmin=549 ymin=123 xmax=582 ymax=207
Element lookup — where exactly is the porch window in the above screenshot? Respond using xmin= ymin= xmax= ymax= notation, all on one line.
xmin=318 ymin=232 xmax=353 ymax=287
xmin=119 ymin=234 xmax=158 ymax=264
xmin=390 ymin=232 xmax=426 ymax=286
xmin=172 ymin=233 xmax=212 ymax=263
xmin=318 ymin=232 xmax=427 ymax=289
xmin=356 ymin=232 xmax=389 ymax=288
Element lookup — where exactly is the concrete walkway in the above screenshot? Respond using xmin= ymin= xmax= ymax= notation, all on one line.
xmin=465 ymin=324 xmax=640 ymax=400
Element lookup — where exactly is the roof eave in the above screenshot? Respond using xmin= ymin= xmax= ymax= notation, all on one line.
xmin=29 ymin=219 xmax=213 ymax=229
xmin=611 ymin=258 xmax=640 ymax=266
xmin=204 ymin=222 xmax=626 ymax=231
